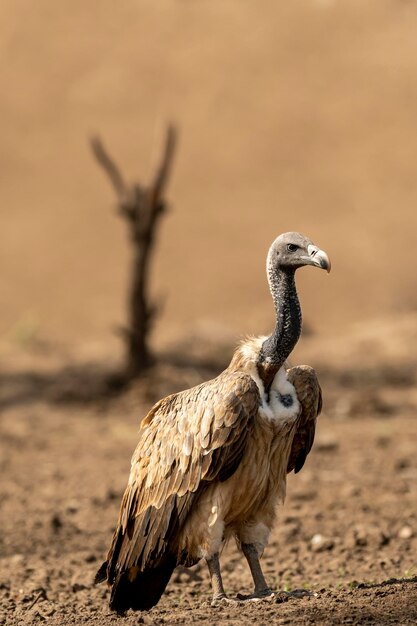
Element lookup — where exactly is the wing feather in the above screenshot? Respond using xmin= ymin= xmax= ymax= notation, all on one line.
xmin=102 ymin=371 xmax=260 ymax=588
xmin=286 ymin=365 xmax=322 ymax=474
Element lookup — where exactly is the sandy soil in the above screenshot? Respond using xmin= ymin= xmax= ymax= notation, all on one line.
xmin=1 ymin=315 xmax=417 ymax=625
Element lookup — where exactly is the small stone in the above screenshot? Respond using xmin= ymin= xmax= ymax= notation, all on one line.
xmin=398 ymin=526 xmax=413 ymax=539
xmin=32 ymin=611 xmax=46 ymax=622
xmin=65 ymin=500 xmax=79 ymax=514
xmin=345 ymin=525 xmax=389 ymax=549
xmin=310 ymin=534 xmax=334 ymax=552
xmin=314 ymin=435 xmax=339 ymax=452
xmin=394 ymin=458 xmax=410 ymax=471
xmin=50 ymin=514 xmax=62 ymax=532
xmin=42 ymin=604 xmax=56 ymax=617
xmin=71 ymin=570 xmax=92 ymax=593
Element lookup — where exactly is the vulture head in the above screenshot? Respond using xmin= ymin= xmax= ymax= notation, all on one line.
xmin=267 ymin=232 xmax=331 ymax=274
xmin=260 ymin=231 xmax=331 ymax=376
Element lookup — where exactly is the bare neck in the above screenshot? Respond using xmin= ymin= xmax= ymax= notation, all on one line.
xmin=257 ymin=267 xmax=302 ymax=390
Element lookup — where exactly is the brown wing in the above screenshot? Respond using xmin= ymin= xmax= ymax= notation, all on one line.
xmin=97 ymin=371 xmax=260 ymax=611
xmin=286 ymin=365 xmax=322 ymax=474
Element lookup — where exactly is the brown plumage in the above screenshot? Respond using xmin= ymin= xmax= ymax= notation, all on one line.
xmin=96 ymin=232 xmax=330 ymax=612
xmin=287 ymin=365 xmax=322 ymax=474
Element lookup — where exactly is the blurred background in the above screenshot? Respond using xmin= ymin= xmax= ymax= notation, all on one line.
xmin=1 ymin=2 xmax=417 ymax=625
xmin=1 ymin=0 xmax=417 ymax=352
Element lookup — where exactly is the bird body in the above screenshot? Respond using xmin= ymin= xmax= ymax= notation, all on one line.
xmin=96 ymin=232 xmax=330 ymax=613
xmin=172 ymin=340 xmax=303 ymax=563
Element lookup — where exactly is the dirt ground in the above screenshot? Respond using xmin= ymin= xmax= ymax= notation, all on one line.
xmin=1 ymin=1 xmax=417 ymax=624
xmin=1 ymin=314 xmax=417 ymax=625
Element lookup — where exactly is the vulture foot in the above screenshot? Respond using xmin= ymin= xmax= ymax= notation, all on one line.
xmin=236 ymin=589 xmax=275 ymax=602
xmin=210 ymin=594 xmax=239 ymax=607
xmin=273 ymin=589 xmax=316 ymax=603
xmin=236 ymin=588 xmax=315 ymax=603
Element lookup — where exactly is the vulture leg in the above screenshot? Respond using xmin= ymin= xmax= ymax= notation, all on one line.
xmin=206 ymin=553 xmax=236 ymax=606
xmin=238 ymin=543 xmax=274 ymax=600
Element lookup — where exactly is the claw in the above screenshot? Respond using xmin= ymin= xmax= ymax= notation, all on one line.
xmin=234 ymin=588 xmax=316 ymax=604
xmin=236 ymin=590 xmax=275 ymax=602
xmin=210 ymin=594 xmax=239 ymax=607
xmin=275 ymin=589 xmax=317 ymax=603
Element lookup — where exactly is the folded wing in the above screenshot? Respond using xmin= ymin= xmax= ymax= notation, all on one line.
xmin=96 ymin=371 xmax=260 ymax=612
xmin=286 ymin=365 xmax=322 ymax=474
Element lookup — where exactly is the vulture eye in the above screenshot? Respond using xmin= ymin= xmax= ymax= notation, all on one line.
xmin=287 ymin=243 xmax=298 ymax=252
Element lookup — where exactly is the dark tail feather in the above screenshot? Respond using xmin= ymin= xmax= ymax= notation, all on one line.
xmin=94 ymin=561 xmax=108 ymax=584
xmin=109 ymin=555 xmax=176 ymax=613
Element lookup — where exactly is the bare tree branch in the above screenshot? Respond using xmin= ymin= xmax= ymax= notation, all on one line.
xmin=150 ymin=124 xmax=178 ymax=206
xmin=90 ymin=136 xmax=128 ymax=203
xmin=90 ymin=124 xmax=178 ymax=380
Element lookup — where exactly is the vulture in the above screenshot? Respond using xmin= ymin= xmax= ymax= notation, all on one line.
xmin=95 ymin=232 xmax=330 ymax=613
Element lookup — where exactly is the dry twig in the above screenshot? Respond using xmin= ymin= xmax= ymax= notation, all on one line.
xmin=91 ymin=125 xmax=178 ymax=379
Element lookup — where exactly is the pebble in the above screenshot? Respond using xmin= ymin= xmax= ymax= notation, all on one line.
xmin=50 ymin=514 xmax=62 ymax=531
xmin=65 ymin=500 xmax=79 ymax=514
xmin=314 ymin=435 xmax=339 ymax=452
xmin=398 ymin=525 xmax=413 ymax=539
xmin=345 ymin=525 xmax=389 ymax=549
xmin=310 ymin=534 xmax=334 ymax=552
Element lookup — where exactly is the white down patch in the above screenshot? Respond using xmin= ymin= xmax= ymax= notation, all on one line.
xmin=248 ymin=363 xmax=299 ymax=422
xmin=268 ymin=367 xmax=300 ymax=420
xmin=238 ymin=337 xmax=300 ymax=422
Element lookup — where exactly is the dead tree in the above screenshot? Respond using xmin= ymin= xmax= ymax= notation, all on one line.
xmin=91 ymin=125 xmax=177 ymax=379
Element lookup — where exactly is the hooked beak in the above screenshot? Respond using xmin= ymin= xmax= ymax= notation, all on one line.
xmin=307 ymin=244 xmax=331 ymax=273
